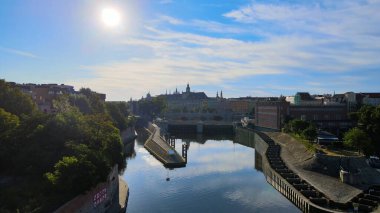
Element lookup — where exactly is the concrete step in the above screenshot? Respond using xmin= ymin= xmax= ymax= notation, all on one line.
xmin=358 ymin=203 xmax=373 ymax=212
xmin=293 ymin=184 xmax=310 ymax=190
xmin=370 ymin=191 xmax=380 ymax=196
xmin=276 ymin=169 xmax=292 ymax=173
xmin=309 ymin=197 xmax=328 ymax=205
xmin=364 ymin=194 xmax=380 ymax=201
xmin=286 ymin=178 xmax=302 ymax=184
xmin=358 ymin=198 xmax=378 ymax=207
xmin=301 ymin=190 xmax=318 ymax=198
xmin=272 ymin=165 xmax=287 ymax=170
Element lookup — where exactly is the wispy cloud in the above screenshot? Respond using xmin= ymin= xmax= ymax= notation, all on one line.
xmin=69 ymin=1 xmax=380 ymax=100
xmin=156 ymin=15 xmax=183 ymax=25
xmin=0 ymin=46 xmax=38 ymax=58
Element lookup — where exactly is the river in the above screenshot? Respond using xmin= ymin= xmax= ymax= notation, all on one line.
xmin=122 ymin=134 xmax=300 ymax=213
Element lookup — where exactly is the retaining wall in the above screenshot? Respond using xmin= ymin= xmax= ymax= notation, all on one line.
xmin=54 ymin=165 xmax=119 ymax=213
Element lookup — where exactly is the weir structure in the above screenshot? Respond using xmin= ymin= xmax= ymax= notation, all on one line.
xmin=144 ymin=123 xmax=187 ymax=168
xmin=236 ymin=127 xmax=380 ymax=213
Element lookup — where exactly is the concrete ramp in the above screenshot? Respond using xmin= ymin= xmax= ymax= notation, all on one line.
xmin=144 ymin=124 xmax=186 ymax=168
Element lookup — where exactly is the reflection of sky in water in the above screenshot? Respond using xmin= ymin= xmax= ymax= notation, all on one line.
xmin=123 ymin=138 xmax=300 ymax=213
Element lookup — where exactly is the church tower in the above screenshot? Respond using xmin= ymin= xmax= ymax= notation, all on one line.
xmin=186 ymin=83 xmax=190 ymax=93
xmin=220 ymin=90 xmax=223 ymax=99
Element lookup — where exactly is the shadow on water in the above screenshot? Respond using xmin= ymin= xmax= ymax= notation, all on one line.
xmin=170 ymin=132 xmax=235 ymax=144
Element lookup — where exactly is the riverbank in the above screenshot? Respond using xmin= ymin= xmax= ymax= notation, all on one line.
xmin=236 ymin=127 xmax=380 ymax=212
xmin=107 ymin=177 xmax=129 ymax=213
xmin=266 ymin=132 xmax=360 ymax=203
xmin=54 ymin=166 xmax=129 ymax=213
xmin=265 ymin=132 xmax=380 ymax=203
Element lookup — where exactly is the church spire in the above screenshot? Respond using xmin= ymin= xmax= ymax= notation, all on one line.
xmin=220 ymin=90 xmax=223 ymax=99
xmin=216 ymin=91 xmax=219 ymax=98
xmin=186 ymin=83 xmax=190 ymax=93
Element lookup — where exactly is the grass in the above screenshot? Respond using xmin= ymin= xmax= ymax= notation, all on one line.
xmin=289 ymin=133 xmax=317 ymax=153
xmin=288 ymin=132 xmax=361 ymax=157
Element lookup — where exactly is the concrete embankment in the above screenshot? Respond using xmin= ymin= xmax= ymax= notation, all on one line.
xmin=121 ymin=127 xmax=137 ymax=144
xmin=236 ymin=127 xmax=380 ymax=212
xmin=54 ymin=165 xmax=129 ymax=213
xmin=266 ymin=132 xmax=380 ymax=203
xmin=144 ymin=123 xmax=186 ymax=168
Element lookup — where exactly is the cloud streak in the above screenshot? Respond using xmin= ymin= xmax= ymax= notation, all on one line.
xmin=69 ymin=0 xmax=380 ymax=100
xmin=0 ymin=46 xmax=38 ymax=58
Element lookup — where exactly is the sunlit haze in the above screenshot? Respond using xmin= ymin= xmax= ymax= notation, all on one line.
xmin=101 ymin=7 xmax=122 ymax=28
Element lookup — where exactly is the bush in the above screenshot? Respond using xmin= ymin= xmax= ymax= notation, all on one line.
xmin=302 ymin=125 xmax=317 ymax=142
xmin=343 ymin=127 xmax=372 ymax=155
xmin=45 ymin=156 xmax=97 ymax=195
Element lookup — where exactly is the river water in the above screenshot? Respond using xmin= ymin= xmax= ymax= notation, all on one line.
xmin=122 ymin=134 xmax=300 ymax=213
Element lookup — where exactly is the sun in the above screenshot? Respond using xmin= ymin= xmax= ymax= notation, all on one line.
xmin=101 ymin=7 xmax=121 ymax=27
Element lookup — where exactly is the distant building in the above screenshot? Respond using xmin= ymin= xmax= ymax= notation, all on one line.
xmin=158 ymin=84 xmax=208 ymax=111
xmin=254 ymin=94 xmax=354 ymax=133
xmin=359 ymin=93 xmax=380 ymax=106
xmin=13 ymin=83 xmax=75 ymax=113
xmin=293 ymin=92 xmax=324 ymax=106
xmin=254 ymin=100 xmax=289 ymax=130
xmin=12 ymin=83 xmax=105 ymax=113
xmin=288 ymin=105 xmax=352 ymax=133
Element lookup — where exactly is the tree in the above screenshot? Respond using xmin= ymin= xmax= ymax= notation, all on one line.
xmin=302 ymin=125 xmax=317 ymax=142
xmin=45 ymin=156 xmax=98 ymax=195
xmin=351 ymin=105 xmax=380 ymax=155
xmin=0 ymin=108 xmax=19 ymax=138
xmin=0 ymin=80 xmax=36 ymax=116
xmin=289 ymin=119 xmax=309 ymax=134
xmin=343 ymin=127 xmax=372 ymax=155
xmin=106 ymin=102 xmax=129 ymax=130
xmin=79 ymin=88 xmax=105 ymax=114
xmin=69 ymin=94 xmax=92 ymax=114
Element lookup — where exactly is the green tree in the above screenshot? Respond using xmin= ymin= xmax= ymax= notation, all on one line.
xmin=79 ymin=88 xmax=105 ymax=114
xmin=45 ymin=156 xmax=97 ymax=195
xmin=106 ymin=102 xmax=130 ymax=130
xmin=0 ymin=80 xmax=36 ymax=116
xmin=302 ymin=125 xmax=317 ymax=142
xmin=343 ymin=127 xmax=372 ymax=155
xmin=0 ymin=108 xmax=19 ymax=138
xmin=289 ymin=119 xmax=309 ymax=134
xmin=350 ymin=105 xmax=380 ymax=154
xmin=69 ymin=94 xmax=92 ymax=114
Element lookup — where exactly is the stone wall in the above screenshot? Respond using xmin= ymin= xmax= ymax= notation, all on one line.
xmin=54 ymin=165 xmax=119 ymax=213
xmin=120 ymin=127 xmax=137 ymax=143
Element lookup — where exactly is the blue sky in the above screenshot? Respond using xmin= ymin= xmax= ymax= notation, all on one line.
xmin=1 ymin=0 xmax=380 ymax=100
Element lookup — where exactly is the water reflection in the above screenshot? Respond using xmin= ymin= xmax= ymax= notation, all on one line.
xmin=122 ymin=133 xmax=300 ymax=213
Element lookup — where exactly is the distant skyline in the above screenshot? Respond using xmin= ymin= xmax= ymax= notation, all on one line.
xmin=1 ymin=0 xmax=380 ymax=101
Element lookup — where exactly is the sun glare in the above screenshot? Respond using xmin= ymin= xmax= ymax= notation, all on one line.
xmin=101 ymin=7 xmax=121 ymax=27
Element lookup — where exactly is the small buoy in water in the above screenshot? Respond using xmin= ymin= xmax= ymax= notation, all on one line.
xmin=166 ymin=178 xmax=170 ymax=181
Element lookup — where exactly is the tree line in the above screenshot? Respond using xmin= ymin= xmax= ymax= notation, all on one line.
xmin=0 ymin=80 xmax=132 ymax=212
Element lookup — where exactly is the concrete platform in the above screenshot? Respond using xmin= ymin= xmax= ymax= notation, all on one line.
xmin=144 ymin=124 xmax=186 ymax=168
